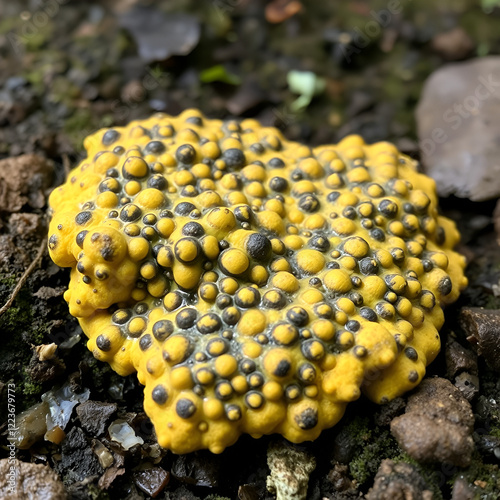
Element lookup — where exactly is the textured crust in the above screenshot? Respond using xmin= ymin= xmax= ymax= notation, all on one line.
xmin=48 ymin=109 xmax=467 ymax=454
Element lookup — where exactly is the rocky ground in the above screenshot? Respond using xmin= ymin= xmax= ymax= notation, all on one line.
xmin=0 ymin=1 xmax=500 ymax=499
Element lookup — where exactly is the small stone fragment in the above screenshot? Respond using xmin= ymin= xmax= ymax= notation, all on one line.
xmin=374 ymin=397 xmax=405 ymax=427
xmin=460 ymin=307 xmax=500 ymax=371
xmin=265 ymin=0 xmax=303 ymax=24
xmin=431 ymin=27 xmax=474 ymax=61
xmin=390 ymin=378 xmax=475 ymax=467
xmin=133 ymin=465 xmax=170 ymax=498
xmin=42 ymin=381 xmax=90 ymax=443
xmin=238 ymin=484 xmax=260 ymax=500
xmin=98 ymin=466 xmax=126 ymax=491
xmin=76 ymin=400 xmax=118 ymax=436
xmin=0 ymin=154 xmax=53 ymax=212
xmin=171 ymin=452 xmax=220 ymax=488
xmin=454 ymin=372 xmax=479 ymax=402
xmin=451 ymin=477 xmax=475 ymax=500
xmin=417 ymin=57 xmax=500 ymax=201
xmin=474 ymin=433 xmax=500 ymax=460
xmin=108 ymin=419 xmax=144 ymax=450
xmin=0 ymin=458 xmax=67 ymax=500
xmin=326 ymin=463 xmax=355 ymax=493
xmin=266 ymin=441 xmax=316 ymax=500
xmin=12 ymin=401 xmax=49 ymax=449
xmin=366 ymin=459 xmax=433 ymax=500
xmin=119 ymin=7 xmax=200 ymax=63
xmin=445 ymin=336 xmax=478 ymax=379
xmin=92 ymin=439 xmax=114 ymax=469
xmin=58 ymin=427 xmax=103 ymax=483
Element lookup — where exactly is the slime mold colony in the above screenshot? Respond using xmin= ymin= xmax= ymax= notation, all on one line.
xmin=48 ymin=110 xmax=467 ymax=454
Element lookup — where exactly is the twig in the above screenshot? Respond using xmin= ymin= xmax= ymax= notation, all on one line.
xmin=0 ymin=237 xmax=47 ymax=318
xmin=62 ymin=153 xmax=71 ymax=177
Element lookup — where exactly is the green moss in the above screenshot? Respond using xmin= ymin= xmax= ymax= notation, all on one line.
xmin=450 ymin=452 xmax=500 ymax=500
xmin=86 ymin=484 xmax=110 ymax=500
xmin=21 ymin=380 xmax=42 ymax=396
xmin=344 ymin=416 xmax=402 ymax=486
xmin=64 ymin=108 xmax=94 ymax=148
xmin=393 ymin=453 xmax=445 ymax=500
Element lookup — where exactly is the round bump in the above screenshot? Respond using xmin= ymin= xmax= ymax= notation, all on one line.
xmin=298 ymin=363 xmax=316 ymax=383
xmin=173 ymin=202 xmax=196 ymax=217
xmin=152 ymin=320 xmax=174 ymax=341
xmin=286 ymin=307 xmax=309 ymax=326
xmin=123 ymin=156 xmax=148 ymax=178
xmin=215 ymin=381 xmax=233 ymax=400
xmin=75 ymin=211 xmax=92 ymax=226
xmin=405 ymin=347 xmax=418 ymax=361
xmin=219 ymin=248 xmax=250 ymax=276
xmin=324 ymin=269 xmax=352 ymax=293
xmin=309 ymin=235 xmax=330 ymax=252
xmin=164 ymin=291 xmax=183 ymax=311
xmin=139 ymin=334 xmax=152 ymax=351
xmin=438 ymin=276 xmax=452 ymax=296
xmin=235 ymin=287 xmax=261 ymax=308
xmin=196 ymin=313 xmax=222 ymax=334
xmin=174 ymin=238 xmax=200 ymax=263
xmin=96 ymin=334 xmax=111 ymax=352
xmin=195 ymin=367 xmax=215 ymax=386
xmin=246 ymin=233 xmax=272 ymax=261
xmin=272 ymin=324 xmax=299 ymax=346
xmin=176 ymin=398 xmax=197 ymax=418
xmin=301 ymin=339 xmax=325 ymax=361
xmin=152 ymin=385 xmax=168 ymax=405
xmin=294 ymin=407 xmax=318 ymax=430
xmin=296 ymin=250 xmax=325 ymax=275
xmin=269 ymin=176 xmax=288 ymax=192
xmin=262 ymin=290 xmax=287 ymax=309
xmin=102 ymin=129 xmax=120 ymax=145
xmin=176 ymin=308 xmax=197 ymax=329
xmin=120 ymin=204 xmax=142 ymax=222
xmin=225 ymin=404 xmax=242 ymax=421
xmin=127 ymin=317 xmax=146 ymax=337
xmin=206 ymin=338 xmax=229 ymax=357
xmin=359 ymin=307 xmax=377 ymax=322
xmin=298 ymin=194 xmax=320 ymax=213
xmin=223 ymin=148 xmax=246 ymax=169
xmin=420 ymin=290 xmax=436 ymax=310
xmin=285 ymin=384 xmax=301 ymax=401
xmin=248 ymin=372 xmax=265 ymax=389
xmin=271 ymin=272 xmax=299 ymax=293
xmin=176 ymin=144 xmax=196 ymax=164
xmin=245 ymin=391 xmax=265 ymax=409
xmin=182 ymin=221 xmax=204 ymax=237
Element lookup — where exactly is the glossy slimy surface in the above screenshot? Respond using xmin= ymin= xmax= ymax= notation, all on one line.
xmin=48 ymin=109 xmax=467 ymax=454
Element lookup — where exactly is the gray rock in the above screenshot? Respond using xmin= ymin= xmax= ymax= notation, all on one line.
xmin=120 ymin=6 xmax=200 ymax=64
xmin=266 ymin=441 xmax=316 ymax=500
xmin=460 ymin=307 xmax=500 ymax=372
xmin=390 ymin=378 xmax=475 ymax=467
xmin=366 ymin=459 xmax=433 ymax=500
xmin=0 ymin=458 xmax=67 ymax=500
xmin=76 ymin=400 xmax=118 ymax=436
xmin=416 ymin=57 xmax=500 ymax=201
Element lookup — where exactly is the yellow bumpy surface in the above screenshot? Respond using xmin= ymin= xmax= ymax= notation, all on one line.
xmin=48 ymin=109 xmax=467 ymax=454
